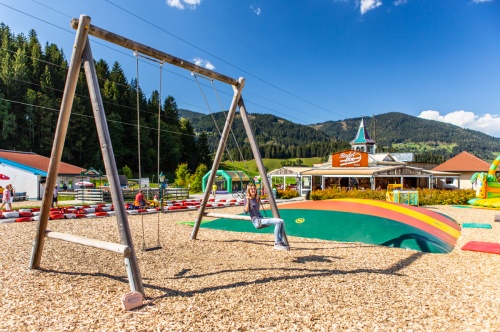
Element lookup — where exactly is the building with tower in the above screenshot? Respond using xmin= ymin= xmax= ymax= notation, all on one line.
xmin=268 ymin=118 xmax=462 ymax=195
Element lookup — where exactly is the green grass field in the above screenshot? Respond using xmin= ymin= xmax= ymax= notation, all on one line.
xmin=220 ymin=157 xmax=323 ymax=177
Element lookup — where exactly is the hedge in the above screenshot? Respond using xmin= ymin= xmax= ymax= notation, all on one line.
xmin=309 ymin=187 xmax=476 ymax=206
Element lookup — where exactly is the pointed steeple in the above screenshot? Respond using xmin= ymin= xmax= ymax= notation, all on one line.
xmin=350 ymin=118 xmax=376 ymax=153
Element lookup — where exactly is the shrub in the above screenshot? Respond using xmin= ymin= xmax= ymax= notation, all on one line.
xmin=277 ymin=188 xmax=300 ymax=199
xmin=310 ymin=187 xmax=475 ymax=206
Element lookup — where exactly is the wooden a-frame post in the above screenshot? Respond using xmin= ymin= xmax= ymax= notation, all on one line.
xmin=29 ymin=15 xmax=144 ymax=295
xmin=190 ymin=95 xmax=285 ymax=243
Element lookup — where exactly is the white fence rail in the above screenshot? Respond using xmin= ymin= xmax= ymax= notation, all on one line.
xmin=76 ymin=189 xmax=103 ymax=202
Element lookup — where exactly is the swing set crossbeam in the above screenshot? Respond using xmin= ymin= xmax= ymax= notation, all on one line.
xmin=70 ymin=18 xmax=239 ymax=87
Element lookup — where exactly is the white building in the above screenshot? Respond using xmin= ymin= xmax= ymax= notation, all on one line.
xmin=0 ymin=150 xmax=86 ymax=200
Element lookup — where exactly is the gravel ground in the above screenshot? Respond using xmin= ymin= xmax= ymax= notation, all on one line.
xmin=1 ymin=202 xmax=499 ymax=331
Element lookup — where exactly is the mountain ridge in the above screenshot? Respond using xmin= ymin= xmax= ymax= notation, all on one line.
xmin=178 ymin=110 xmax=500 ymax=162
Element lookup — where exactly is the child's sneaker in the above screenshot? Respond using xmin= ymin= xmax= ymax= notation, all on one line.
xmin=274 ymin=242 xmax=290 ymax=251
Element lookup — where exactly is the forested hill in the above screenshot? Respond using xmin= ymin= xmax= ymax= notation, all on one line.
xmin=312 ymin=112 xmax=500 ymax=162
xmin=179 ymin=110 xmax=351 ymax=161
xmin=181 ymin=110 xmax=500 ymax=163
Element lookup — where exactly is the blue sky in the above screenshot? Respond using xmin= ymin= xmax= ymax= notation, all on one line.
xmin=1 ymin=0 xmax=499 ymax=137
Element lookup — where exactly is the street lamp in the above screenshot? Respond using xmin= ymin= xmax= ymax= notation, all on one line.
xmin=296 ymin=174 xmax=301 ymax=195
xmin=80 ymin=170 xmax=85 ymax=203
xmin=159 ymin=172 xmax=168 ymax=212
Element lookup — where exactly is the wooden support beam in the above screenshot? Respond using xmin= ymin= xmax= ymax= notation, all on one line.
xmin=45 ymin=231 xmax=131 ymax=256
xmin=30 ymin=15 xmax=91 ymax=270
xmin=204 ymin=212 xmax=252 ymax=221
xmin=70 ymin=17 xmax=239 ymax=86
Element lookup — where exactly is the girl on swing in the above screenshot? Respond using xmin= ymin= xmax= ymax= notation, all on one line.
xmin=243 ymin=183 xmax=289 ymax=251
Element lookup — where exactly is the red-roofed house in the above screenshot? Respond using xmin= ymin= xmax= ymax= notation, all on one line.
xmin=0 ymin=150 xmax=86 ymax=200
xmin=432 ymin=151 xmax=492 ymax=189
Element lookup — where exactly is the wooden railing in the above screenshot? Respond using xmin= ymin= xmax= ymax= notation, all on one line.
xmin=164 ymin=188 xmax=189 ymax=200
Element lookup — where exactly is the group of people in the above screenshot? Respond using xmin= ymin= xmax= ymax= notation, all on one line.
xmin=1 ymin=184 xmax=15 ymax=210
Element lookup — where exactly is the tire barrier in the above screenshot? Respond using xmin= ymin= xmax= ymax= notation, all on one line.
xmin=1 ymin=198 xmax=248 ymax=222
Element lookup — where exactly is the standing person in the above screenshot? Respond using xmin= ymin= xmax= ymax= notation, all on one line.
xmin=211 ymin=183 xmax=217 ymax=199
xmin=153 ymin=192 xmax=159 ymax=205
xmin=52 ymin=185 xmax=58 ymax=208
xmin=9 ymin=184 xmax=15 ymax=205
xmin=1 ymin=184 xmax=12 ymax=210
xmin=244 ymin=183 xmax=289 ymax=251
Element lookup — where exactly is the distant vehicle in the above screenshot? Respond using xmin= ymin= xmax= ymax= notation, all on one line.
xmin=75 ymin=181 xmax=94 ymax=188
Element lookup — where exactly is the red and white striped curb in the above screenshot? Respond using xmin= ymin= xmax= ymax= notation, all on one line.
xmin=0 ymin=198 xmax=265 ymax=223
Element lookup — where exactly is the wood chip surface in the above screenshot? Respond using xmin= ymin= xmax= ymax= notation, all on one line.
xmin=1 ymin=201 xmax=499 ymax=331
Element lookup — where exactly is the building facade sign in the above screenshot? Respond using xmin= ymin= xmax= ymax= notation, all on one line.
xmin=332 ymin=150 xmax=369 ymax=167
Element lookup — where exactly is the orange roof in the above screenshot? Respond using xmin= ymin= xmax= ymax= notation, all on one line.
xmin=0 ymin=150 xmax=85 ymax=175
xmin=432 ymin=151 xmax=491 ymax=172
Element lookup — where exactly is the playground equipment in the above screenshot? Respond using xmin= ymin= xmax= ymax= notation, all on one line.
xmin=134 ymin=52 xmax=163 ymax=252
xmin=469 ymin=155 xmax=500 ymax=207
xmin=386 ymin=184 xmax=419 ymax=206
xmin=29 ymin=15 xmax=283 ymax=298
xmin=198 ymin=199 xmax=460 ymax=253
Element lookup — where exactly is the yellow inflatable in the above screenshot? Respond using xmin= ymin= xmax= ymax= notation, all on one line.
xmin=469 ymin=155 xmax=500 ymax=207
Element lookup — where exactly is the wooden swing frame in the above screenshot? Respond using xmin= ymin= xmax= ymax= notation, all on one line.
xmin=29 ymin=14 xmax=282 ymax=297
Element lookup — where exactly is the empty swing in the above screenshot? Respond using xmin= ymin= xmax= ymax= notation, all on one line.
xmin=134 ymin=51 xmax=162 ymax=252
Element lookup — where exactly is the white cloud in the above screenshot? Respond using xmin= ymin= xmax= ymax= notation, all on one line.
xmin=166 ymin=0 xmax=201 ymax=10
xmin=193 ymin=57 xmax=215 ymax=70
xmin=250 ymin=5 xmax=261 ymax=15
xmin=394 ymin=0 xmax=408 ymax=5
xmin=472 ymin=0 xmax=493 ymax=3
xmin=360 ymin=0 xmax=383 ymax=15
xmin=418 ymin=110 xmax=500 ymax=138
